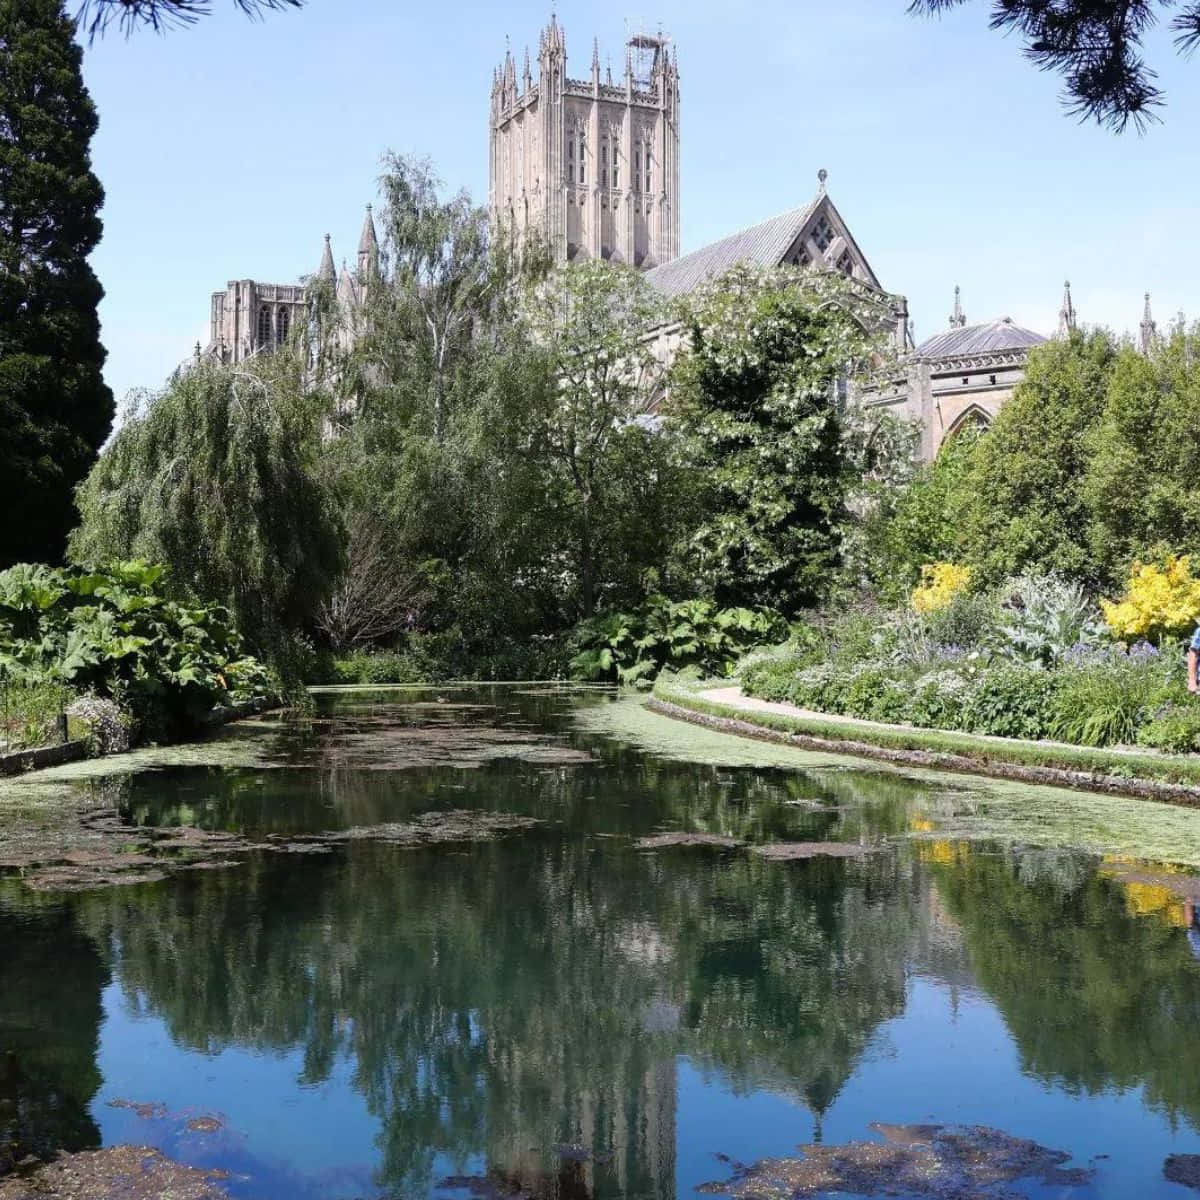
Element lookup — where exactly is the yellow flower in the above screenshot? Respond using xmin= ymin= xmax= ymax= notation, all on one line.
xmin=1100 ymin=555 xmax=1200 ymax=642
xmin=911 ymin=562 xmax=971 ymax=614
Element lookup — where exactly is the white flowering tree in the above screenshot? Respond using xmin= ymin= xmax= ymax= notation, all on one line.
xmin=666 ymin=264 xmax=895 ymax=614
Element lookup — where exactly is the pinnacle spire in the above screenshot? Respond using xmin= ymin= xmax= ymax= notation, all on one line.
xmin=358 ymin=204 xmax=379 ymax=277
xmin=592 ymin=36 xmax=600 ymax=70
xmin=1056 ymin=279 xmax=1077 ymax=338
xmin=950 ymin=285 xmax=965 ymax=329
xmin=317 ymin=233 xmax=335 ymax=283
xmin=1140 ymin=291 xmax=1157 ymax=354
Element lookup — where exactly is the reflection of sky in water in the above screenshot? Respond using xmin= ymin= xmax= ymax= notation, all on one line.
xmin=6 ymin=689 xmax=1200 ymax=1199
xmin=675 ymin=979 xmax=1199 ymax=1199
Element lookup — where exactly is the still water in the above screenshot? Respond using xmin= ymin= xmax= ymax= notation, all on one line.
xmin=4 ymin=686 xmax=1200 ymax=1199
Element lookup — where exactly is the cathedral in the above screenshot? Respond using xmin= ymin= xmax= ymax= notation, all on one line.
xmin=198 ymin=16 xmax=1161 ymax=461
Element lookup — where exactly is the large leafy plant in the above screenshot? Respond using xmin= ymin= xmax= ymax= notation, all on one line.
xmin=569 ymin=596 xmax=782 ymax=685
xmin=993 ymin=573 xmax=1103 ymax=667
xmin=0 ymin=561 xmax=274 ymax=740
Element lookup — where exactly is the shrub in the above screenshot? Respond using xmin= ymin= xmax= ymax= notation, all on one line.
xmin=992 ymin=572 xmax=1103 ymax=667
xmin=1101 ymin=555 xmax=1200 ymax=644
xmin=906 ymin=670 xmax=971 ymax=731
xmin=1136 ymin=705 xmax=1200 ymax=754
xmin=911 ymin=562 xmax=971 ymax=614
xmin=1050 ymin=661 xmax=1161 ymax=747
xmin=0 ymin=561 xmax=275 ymax=742
xmin=570 ymin=596 xmax=783 ymax=685
xmin=960 ymin=665 xmax=1064 ymax=740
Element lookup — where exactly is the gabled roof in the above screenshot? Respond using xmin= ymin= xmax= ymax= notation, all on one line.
xmin=916 ymin=317 xmax=1046 ymax=360
xmin=644 ymin=200 xmax=818 ymax=298
xmin=643 ymin=191 xmax=881 ymax=299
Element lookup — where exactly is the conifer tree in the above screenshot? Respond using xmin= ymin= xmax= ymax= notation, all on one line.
xmin=0 ymin=0 xmax=113 ymax=566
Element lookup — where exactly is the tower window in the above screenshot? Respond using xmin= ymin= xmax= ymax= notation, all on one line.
xmin=257 ymin=304 xmax=271 ymax=348
xmin=634 ymin=148 xmax=641 ymax=191
xmin=277 ymin=306 xmax=290 ymax=344
xmin=612 ymin=143 xmax=619 ymax=189
xmin=567 ymin=138 xmax=575 ymax=183
xmin=600 ymin=137 xmax=608 ymax=188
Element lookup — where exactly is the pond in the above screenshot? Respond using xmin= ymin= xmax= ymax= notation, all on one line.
xmin=3 ymin=685 xmax=1200 ymax=1199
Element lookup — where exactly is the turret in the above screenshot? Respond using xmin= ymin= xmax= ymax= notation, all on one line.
xmin=591 ymin=37 xmax=601 ymax=93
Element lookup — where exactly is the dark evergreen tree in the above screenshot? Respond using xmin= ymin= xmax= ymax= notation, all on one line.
xmin=0 ymin=0 xmax=113 ymax=566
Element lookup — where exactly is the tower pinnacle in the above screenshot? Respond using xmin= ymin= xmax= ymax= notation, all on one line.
xmin=1140 ymin=291 xmax=1157 ymax=354
xmin=950 ymin=285 xmax=965 ymax=329
xmin=1056 ymin=280 xmax=1077 ymax=338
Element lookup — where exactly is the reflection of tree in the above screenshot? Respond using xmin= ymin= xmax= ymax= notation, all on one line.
xmin=930 ymin=846 xmax=1200 ymax=1130
xmin=0 ymin=885 xmax=107 ymax=1167
xmin=77 ymin=832 xmax=914 ymax=1197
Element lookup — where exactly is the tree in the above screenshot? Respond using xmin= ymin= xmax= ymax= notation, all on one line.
xmin=514 ymin=261 xmax=675 ymax=618
xmin=956 ymin=329 xmax=1118 ymax=586
xmin=870 ymin=423 xmax=981 ymax=601
xmin=69 ymin=352 xmax=342 ymax=663
xmin=0 ymin=0 xmax=114 ymax=567
xmin=1084 ymin=324 xmax=1200 ymax=580
xmin=74 ymin=0 xmax=301 ymax=38
xmin=908 ymin=0 xmax=1200 ymax=131
xmin=666 ymin=264 xmax=893 ymax=615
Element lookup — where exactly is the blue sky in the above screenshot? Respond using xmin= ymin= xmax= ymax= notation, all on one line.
xmin=79 ymin=0 xmax=1200 ymax=407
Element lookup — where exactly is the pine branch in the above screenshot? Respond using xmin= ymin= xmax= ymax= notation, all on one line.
xmin=907 ymin=0 xmax=1179 ymax=130
xmin=75 ymin=0 xmax=304 ymax=40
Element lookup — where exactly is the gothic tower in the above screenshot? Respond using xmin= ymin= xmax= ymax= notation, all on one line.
xmin=489 ymin=16 xmax=680 ymax=270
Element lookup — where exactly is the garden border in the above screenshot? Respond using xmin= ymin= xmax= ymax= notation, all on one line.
xmin=650 ymin=679 xmax=1200 ymax=804
xmin=0 ymin=697 xmax=275 ymax=779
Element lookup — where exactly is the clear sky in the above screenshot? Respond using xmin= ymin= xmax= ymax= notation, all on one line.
xmin=78 ymin=0 xmax=1200 ymax=408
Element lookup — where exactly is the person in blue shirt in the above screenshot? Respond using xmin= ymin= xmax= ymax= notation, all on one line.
xmin=1189 ymin=625 xmax=1200 ymax=693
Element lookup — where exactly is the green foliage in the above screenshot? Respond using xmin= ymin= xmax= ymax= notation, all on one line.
xmin=0 ymin=680 xmax=70 ymax=750
xmin=957 ymin=331 xmax=1119 ymax=586
xmin=1136 ymin=705 xmax=1200 ymax=754
xmin=1050 ymin=661 xmax=1161 ymax=747
xmin=569 ymin=596 xmax=782 ymax=685
xmin=871 ymin=425 xmax=981 ymax=600
xmin=992 ymin=573 xmax=1103 ymax=667
xmin=70 ymin=353 xmax=342 ymax=668
xmin=667 ymin=264 xmax=893 ymax=614
xmin=0 ymin=0 xmax=114 ymax=566
xmin=0 ymin=560 xmax=275 ymax=741
xmin=1084 ymin=327 xmax=1200 ymax=583
xmin=960 ymin=665 xmax=1063 ymax=740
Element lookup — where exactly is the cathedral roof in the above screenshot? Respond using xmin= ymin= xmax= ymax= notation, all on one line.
xmin=643 ymin=199 xmax=822 ymax=298
xmin=916 ymin=317 xmax=1046 ymax=360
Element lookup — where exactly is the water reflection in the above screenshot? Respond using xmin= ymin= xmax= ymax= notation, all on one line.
xmin=1 ymin=691 xmax=1200 ymax=1198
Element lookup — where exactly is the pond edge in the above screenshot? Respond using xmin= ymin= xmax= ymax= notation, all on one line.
xmin=649 ymin=683 xmax=1200 ymax=806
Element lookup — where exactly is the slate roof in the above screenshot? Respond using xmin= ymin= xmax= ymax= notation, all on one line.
xmin=643 ymin=199 xmax=821 ymax=298
xmin=916 ymin=317 xmax=1046 ymax=359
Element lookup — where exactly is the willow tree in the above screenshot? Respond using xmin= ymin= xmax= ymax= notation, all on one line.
xmin=70 ymin=354 xmax=342 ymax=661
xmin=0 ymin=0 xmax=113 ymax=566
xmin=667 ymin=265 xmax=893 ymax=614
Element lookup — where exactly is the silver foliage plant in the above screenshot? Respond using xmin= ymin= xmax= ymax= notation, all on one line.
xmin=992 ymin=572 xmax=1104 ymax=668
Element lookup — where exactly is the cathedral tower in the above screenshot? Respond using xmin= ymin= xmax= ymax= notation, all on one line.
xmin=489 ymin=17 xmax=680 ymax=270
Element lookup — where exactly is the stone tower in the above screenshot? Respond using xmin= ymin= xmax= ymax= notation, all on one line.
xmin=489 ymin=16 xmax=680 ymax=269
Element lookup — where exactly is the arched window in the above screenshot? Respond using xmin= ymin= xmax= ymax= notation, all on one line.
xmin=577 ymin=133 xmax=586 ymax=185
xmin=567 ymin=137 xmax=575 ymax=183
xmin=276 ymin=306 xmax=290 ymax=345
xmin=257 ymin=304 xmax=271 ymax=348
